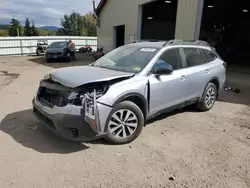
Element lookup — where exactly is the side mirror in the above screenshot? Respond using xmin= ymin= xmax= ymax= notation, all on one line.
xmin=152 ymin=63 xmax=173 ymax=75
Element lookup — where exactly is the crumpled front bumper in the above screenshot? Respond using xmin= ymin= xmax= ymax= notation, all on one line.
xmin=83 ymin=92 xmax=113 ymax=135
xmin=32 ymin=97 xmax=110 ymax=142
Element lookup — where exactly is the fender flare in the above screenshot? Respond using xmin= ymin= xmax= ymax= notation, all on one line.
xmin=200 ymin=77 xmax=220 ymax=101
xmin=103 ymin=92 xmax=148 ymax=132
xmin=113 ymin=92 xmax=147 ymax=108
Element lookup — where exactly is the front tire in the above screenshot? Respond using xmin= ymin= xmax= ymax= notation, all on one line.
xmin=36 ymin=49 xmax=42 ymax=56
xmin=196 ymin=83 xmax=217 ymax=111
xmin=105 ymin=101 xmax=144 ymax=144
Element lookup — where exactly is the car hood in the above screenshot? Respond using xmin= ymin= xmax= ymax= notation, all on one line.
xmin=48 ymin=66 xmax=134 ymax=88
xmin=47 ymin=48 xmax=64 ymax=53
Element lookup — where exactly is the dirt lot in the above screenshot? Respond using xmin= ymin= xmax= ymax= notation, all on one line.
xmin=0 ymin=54 xmax=250 ymax=188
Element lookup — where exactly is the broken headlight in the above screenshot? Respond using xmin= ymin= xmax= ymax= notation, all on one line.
xmin=68 ymin=92 xmax=84 ymax=106
xmin=70 ymin=86 xmax=109 ymax=106
xmin=84 ymin=90 xmax=101 ymax=133
xmin=86 ymin=86 xmax=109 ymax=99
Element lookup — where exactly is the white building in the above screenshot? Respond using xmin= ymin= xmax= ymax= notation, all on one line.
xmin=95 ymin=0 xmax=204 ymax=53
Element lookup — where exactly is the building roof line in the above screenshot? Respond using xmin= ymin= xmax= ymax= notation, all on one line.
xmin=96 ymin=0 xmax=107 ymax=15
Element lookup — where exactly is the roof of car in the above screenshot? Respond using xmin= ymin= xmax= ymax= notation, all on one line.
xmin=127 ymin=41 xmax=166 ymax=48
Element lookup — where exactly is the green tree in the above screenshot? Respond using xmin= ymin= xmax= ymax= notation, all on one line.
xmin=82 ymin=13 xmax=96 ymax=36
xmin=61 ymin=12 xmax=85 ymax=36
xmin=60 ymin=12 xmax=97 ymax=36
xmin=56 ymin=28 xmax=66 ymax=36
xmin=37 ymin=28 xmax=48 ymax=36
xmin=8 ymin=18 xmax=22 ymax=36
xmin=47 ymin=31 xmax=56 ymax=36
xmin=31 ymin=22 xmax=39 ymax=36
xmin=24 ymin=18 xmax=32 ymax=36
xmin=0 ymin=29 xmax=8 ymax=36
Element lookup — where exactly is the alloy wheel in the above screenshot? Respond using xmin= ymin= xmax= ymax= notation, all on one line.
xmin=205 ymin=87 xmax=216 ymax=108
xmin=108 ymin=109 xmax=138 ymax=138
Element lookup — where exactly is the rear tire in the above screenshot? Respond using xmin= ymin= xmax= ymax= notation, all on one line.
xmin=105 ymin=101 xmax=144 ymax=144
xmin=196 ymin=83 xmax=217 ymax=111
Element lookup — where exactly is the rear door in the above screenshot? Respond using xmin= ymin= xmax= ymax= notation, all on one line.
xmin=181 ymin=47 xmax=209 ymax=101
xmin=149 ymin=48 xmax=187 ymax=116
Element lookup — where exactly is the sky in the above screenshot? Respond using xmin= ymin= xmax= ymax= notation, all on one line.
xmin=0 ymin=0 xmax=101 ymax=27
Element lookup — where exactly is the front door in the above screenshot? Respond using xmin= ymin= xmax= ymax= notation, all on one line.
xmin=149 ymin=48 xmax=187 ymax=116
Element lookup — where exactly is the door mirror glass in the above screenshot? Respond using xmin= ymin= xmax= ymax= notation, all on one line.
xmin=152 ymin=61 xmax=173 ymax=75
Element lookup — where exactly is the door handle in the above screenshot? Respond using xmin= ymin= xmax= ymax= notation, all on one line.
xmin=205 ymin=69 xmax=210 ymax=73
xmin=180 ymin=75 xmax=187 ymax=80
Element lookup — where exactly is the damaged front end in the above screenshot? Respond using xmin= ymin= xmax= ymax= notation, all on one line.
xmin=34 ymin=70 xmax=133 ymax=141
xmin=33 ymin=79 xmax=111 ymax=141
xmin=84 ymin=89 xmax=102 ymax=133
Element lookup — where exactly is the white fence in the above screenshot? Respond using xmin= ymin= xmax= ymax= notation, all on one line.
xmin=0 ymin=36 xmax=97 ymax=56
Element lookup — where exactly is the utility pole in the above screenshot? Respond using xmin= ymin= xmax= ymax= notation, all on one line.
xmin=17 ymin=28 xmax=20 ymax=36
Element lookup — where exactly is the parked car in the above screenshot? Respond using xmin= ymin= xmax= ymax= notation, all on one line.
xmin=45 ymin=41 xmax=71 ymax=62
xmin=32 ymin=40 xmax=226 ymax=144
xmin=78 ymin=45 xmax=93 ymax=53
xmin=36 ymin=40 xmax=48 ymax=56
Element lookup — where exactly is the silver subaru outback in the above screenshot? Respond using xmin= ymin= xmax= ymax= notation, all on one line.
xmin=32 ymin=40 xmax=226 ymax=144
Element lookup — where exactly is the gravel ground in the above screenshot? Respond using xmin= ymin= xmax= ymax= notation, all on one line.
xmin=0 ymin=55 xmax=250 ymax=188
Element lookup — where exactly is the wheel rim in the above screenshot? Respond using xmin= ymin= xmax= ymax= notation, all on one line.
xmin=108 ymin=109 xmax=138 ymax=139
xmin=205 ymin=87 xmax=216 ymax=108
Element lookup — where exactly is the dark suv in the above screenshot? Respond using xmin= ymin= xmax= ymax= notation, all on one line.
xmin=45 ymin=41 xmax=71 ymax=62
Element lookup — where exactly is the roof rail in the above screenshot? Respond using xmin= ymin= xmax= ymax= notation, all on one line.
xmin=132 ymin=40 xmax=145 ymax=43
xmin=190 ymin=40 xmax=209 ymax=46
xmin=163 ymin=39 xmax=210 ymax=47
xmin=163 ymin=39 xmax=183 ymax=46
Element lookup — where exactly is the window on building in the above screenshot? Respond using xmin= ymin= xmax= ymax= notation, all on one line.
xmin=183 ymin=48 xmax=207 ymax=67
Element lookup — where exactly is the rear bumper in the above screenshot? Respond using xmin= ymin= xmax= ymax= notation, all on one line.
xmin=32 ymin=98 xmax=106 ymax=142
xmin=218 ymin=76 xmax=226 ymax=96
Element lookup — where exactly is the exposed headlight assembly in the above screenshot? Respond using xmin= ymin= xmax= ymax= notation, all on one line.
xmin=84 ymin=90 xmax=101 ymax=133
xmin=87 ymin=86 xmax=109 ymax=98
xmin=71 ymin=86 xmax=109 ymax=106
xmin=70 ymin=92 xmax=85 ymax=106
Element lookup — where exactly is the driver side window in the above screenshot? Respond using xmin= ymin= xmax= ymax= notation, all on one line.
xmin=153 ymin=49 xmax=183 ymax=70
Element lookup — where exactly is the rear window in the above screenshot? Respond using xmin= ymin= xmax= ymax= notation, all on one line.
xmin=183 ymin=48 xmax=207 ymax=67
xmin=202 ymin=49 xmax=217 ymax=62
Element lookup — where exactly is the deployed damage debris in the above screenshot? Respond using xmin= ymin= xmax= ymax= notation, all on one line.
xmin=224 ymin=86 xmax=241 ymax=93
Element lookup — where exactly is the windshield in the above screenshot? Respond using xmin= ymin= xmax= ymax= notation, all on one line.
xmin=92 ymin=46 xmax=159 ymax=73
xmin=49 ymin=42 xmax=67 ymax=48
